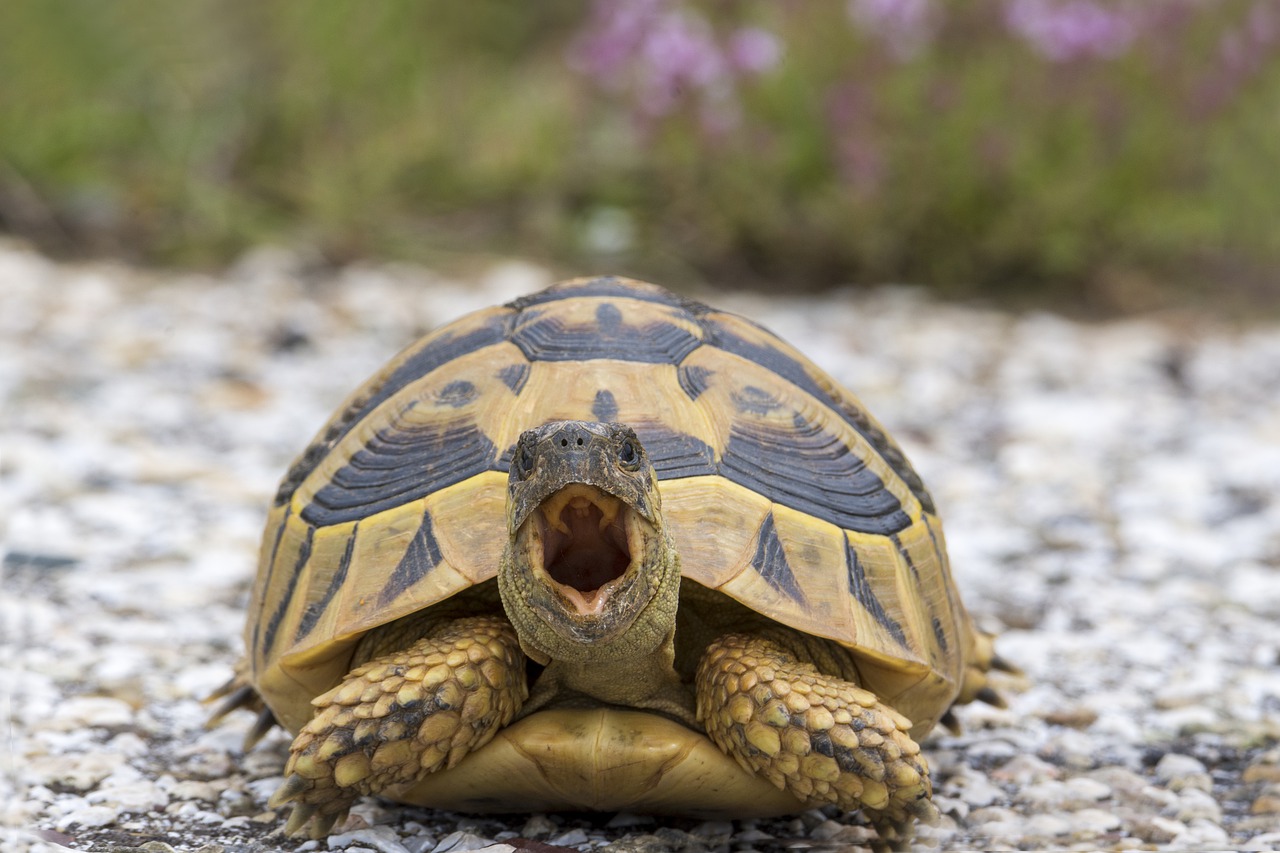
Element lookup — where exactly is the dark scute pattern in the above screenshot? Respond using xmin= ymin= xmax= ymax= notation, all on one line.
xmin=810 ymin=730 xmax=835 ymax=758
xmin=295 ymin=523 xmax=357 ymax=643
xmin=509 ymin=312 xmax=701 ymax=364
xmin=703 ymin=319 xmax=935 ymax=514
xmin=592 ymin=389 xmax=619 ymax=422
xmin=505 ymin=276 xmax=690 ymax=310
xmin=251 ymin=505 xmax=292 ymax=665
xmin=722 ymin=415 xmax=910 ymax=535
xmin=844 ymin=536 xmax=909 ymax=648
xmin=273 ymin=316 xmax=509 ymax=506
xmin=300 ymin=417 xmax=496 ymax=526
xmin=752 ymin=512 xmax=805 ymax=603
xmin=733 ymin=385 xmax=782 ymax=415
xmin=932 ymin=616 xmax=948 ymax=653
xmin=497 ymin=363 xmax=530 ymax=394
xmin=379 ymin=508 xmax=444 ymax=607
xmin=633 ymin=425 xmax=717 ymax=479
xmin=438 ymin=380 xmax=477 ymax=408
xmin=262 ymin=525 xmax=314 ymax=660
xmin=595 ymin=302 xmax=623 ymax=330
xmin=891 ymin=533 xmax=923 ymax=584
xmin=832 ymin=399 xmax=936 ymax=514
xmin=677 ymin=364 xmax=713 ymax=401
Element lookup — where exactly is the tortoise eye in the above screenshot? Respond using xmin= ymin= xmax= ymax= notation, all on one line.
xmin=617 ymin=438 xmax=640 ymax=471
xmin=514 ymin=441 xmax=536 ymax=479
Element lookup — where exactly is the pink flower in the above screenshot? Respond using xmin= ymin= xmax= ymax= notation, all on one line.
xmin=848 ymin=0 xmax=940 ymax=60
xmin=1004 ymin=0 xmax=1140 ymax=62
xmin=568 ymin=0 xmax=783 ymax=133
xmin=727 ymin=27 xmax=783 ymax=75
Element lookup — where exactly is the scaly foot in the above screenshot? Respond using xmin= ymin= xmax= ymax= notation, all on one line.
xmin=270 ymin=615 xmax=526 ymax=837
xmin=696 ymin=632 xmax=937 ymax=840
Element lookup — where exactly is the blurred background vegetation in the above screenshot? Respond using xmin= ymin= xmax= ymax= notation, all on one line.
xmin=1 ymin=0 xmax=1277 ymax=313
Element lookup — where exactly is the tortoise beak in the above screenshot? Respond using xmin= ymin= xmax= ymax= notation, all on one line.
xmin=528 ymin=484 xmax=644 ymax=617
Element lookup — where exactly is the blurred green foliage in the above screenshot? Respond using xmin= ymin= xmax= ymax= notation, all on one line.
xmin=0 ymin=1 xmax=1276 ymax=311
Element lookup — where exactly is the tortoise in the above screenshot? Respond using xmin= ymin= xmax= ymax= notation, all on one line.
xmin=213 ymin=276 xmax=1007 ymax=842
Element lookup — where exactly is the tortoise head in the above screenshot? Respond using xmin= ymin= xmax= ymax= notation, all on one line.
xmin=498 ymin=421 xmax=680 ymax=663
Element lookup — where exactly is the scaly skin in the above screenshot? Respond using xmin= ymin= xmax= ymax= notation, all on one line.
xmin=270 ymin=615 xmax=526 ymax=838
xmin=696 ymin=633 xmax=938 ymax=841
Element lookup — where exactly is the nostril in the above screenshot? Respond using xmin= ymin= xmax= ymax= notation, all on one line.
xmin=576 ymin=437 xmax=584 ymax=446
xmin=560 ymin=438 xmax=568 ymax=447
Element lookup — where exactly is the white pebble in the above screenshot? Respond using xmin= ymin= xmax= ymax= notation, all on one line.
xmin=431 ymin=832 xmax=504 ymax=853
xmin=49 ymin=696 xmax=134 ymax=730
xmin=87 ymin=780 xmax=168 ymax=812
xmin=1173 ymin=787 xmax=1223 ymax=823
xmin=548 ymin=828 xmax=590 ymax=846
xmin=992 ymin=753 xmax=1060 ymax=785
xmin=1243 ymin=830 xmax=1280 ymax=851
xmin=1070 ymin=808 xmax=1122 ymax=839
xmin=1154 ymin=752 xmax=1207 ymax=782
xmin=517 ymin=815 xmax=556 ymax=839
xmin=1063 ymin=775 xmax=1112 ymax=804
xmin=1131 ymin=816 xmax=1185 ymax=844
xmin=328 ymin=826 xmax=410 ymax=853
xmin=1022 ymin=813 xmax=1071 ymax=839
xmin=56 ymin=804 xmax=120 ymax=830
xmin=26 ymin=752 xmax=124 ymax=791
xmin=1180 ymin=818 xmax=1230 ymax=848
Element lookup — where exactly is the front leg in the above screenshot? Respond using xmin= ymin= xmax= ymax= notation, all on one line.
xmin=271 ymin=614 xmax=526 ymax=837
xmin=695 ymin=632 xmax=937 ymax=841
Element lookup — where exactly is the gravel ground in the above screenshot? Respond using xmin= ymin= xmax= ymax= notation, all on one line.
xmin=4 ymin=243 xmax=1280 ymax=853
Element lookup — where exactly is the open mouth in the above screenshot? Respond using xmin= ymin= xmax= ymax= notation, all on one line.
xmin=534 ymin=484 xmax=638 ymax=615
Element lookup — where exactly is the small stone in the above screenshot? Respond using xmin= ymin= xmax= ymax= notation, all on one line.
xmin=690 ymin=820 xmax=733 ymax=841
xmin=548 ymin=828 xmax=590 ymax=846
xmin=1040 ymin=706 xmax=1098 ymax=729
xmin=56 ymin=804 xmax=120 ymax=830
xmin=1130 ymin=816 xmax=1185 ymax=844
xmin=808 ymin=819 xmax=845 ymax=840
xmin=518 ymin=814 xmax=557 ymax=839
xmin=991 ymin=753 xmax=1060 ymax=785
xmin=87 ymin=779 xmax=168 ymax=812
xmin=1069 ymin=808 xmax=1121 ymax=839
xmin=1062 ymin=775 xmax=1112 ymax=805
xmin=1157 ymin=753 xmax=1213 ymax=788
xmin=1180 ymin=819 xmax=1229 ymax=848
xmin=948 ymin=768 xmax=1003 ymax=807
xmin=1251 ymin=794 xmax=1280 ymax=815
xmin=1153 ymin=752 xmax=1207 ymax=783
xmin=599 ymin=834 xmax=682 ymax=853
xmin=26 ymin=752 xmax=124 ymax=791
xmin=1022 ymin=813 xmax=1071 ymax=839
xmin=431 ymin=831 xmax=495 ymax=853
xmin=1243 ymin=830 xmax=1280 ymax=851
xmin=1173 ymin=787 xmax=1222 ymax=823
xmin=1244 ymin=761 xmax=1280 ymax=784
xmin=50 ymin=695 xmax=135 ymax=730
xmin=734 ymin=827 xmax=775 ymax=843
xmin=328 ymin=827 xmax=411 ymax=853
xmin=1084 ymin=766 xmax=1144 ymax=796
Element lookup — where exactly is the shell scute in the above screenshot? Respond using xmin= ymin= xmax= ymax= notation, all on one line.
xmin=508 ymin=296 xmax=704 ymax=364
xmin=274 ymin=307 xmax=513 ymax=508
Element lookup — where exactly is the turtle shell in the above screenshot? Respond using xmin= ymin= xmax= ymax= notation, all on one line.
xmin=248 ymin=276 xmax=978 ymax=743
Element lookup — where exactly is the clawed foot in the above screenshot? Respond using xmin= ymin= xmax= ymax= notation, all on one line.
xmin=697 ymin=633 xmax=936 ymax=842
xmin=269 ymin=615 xmax=526 ymax=837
